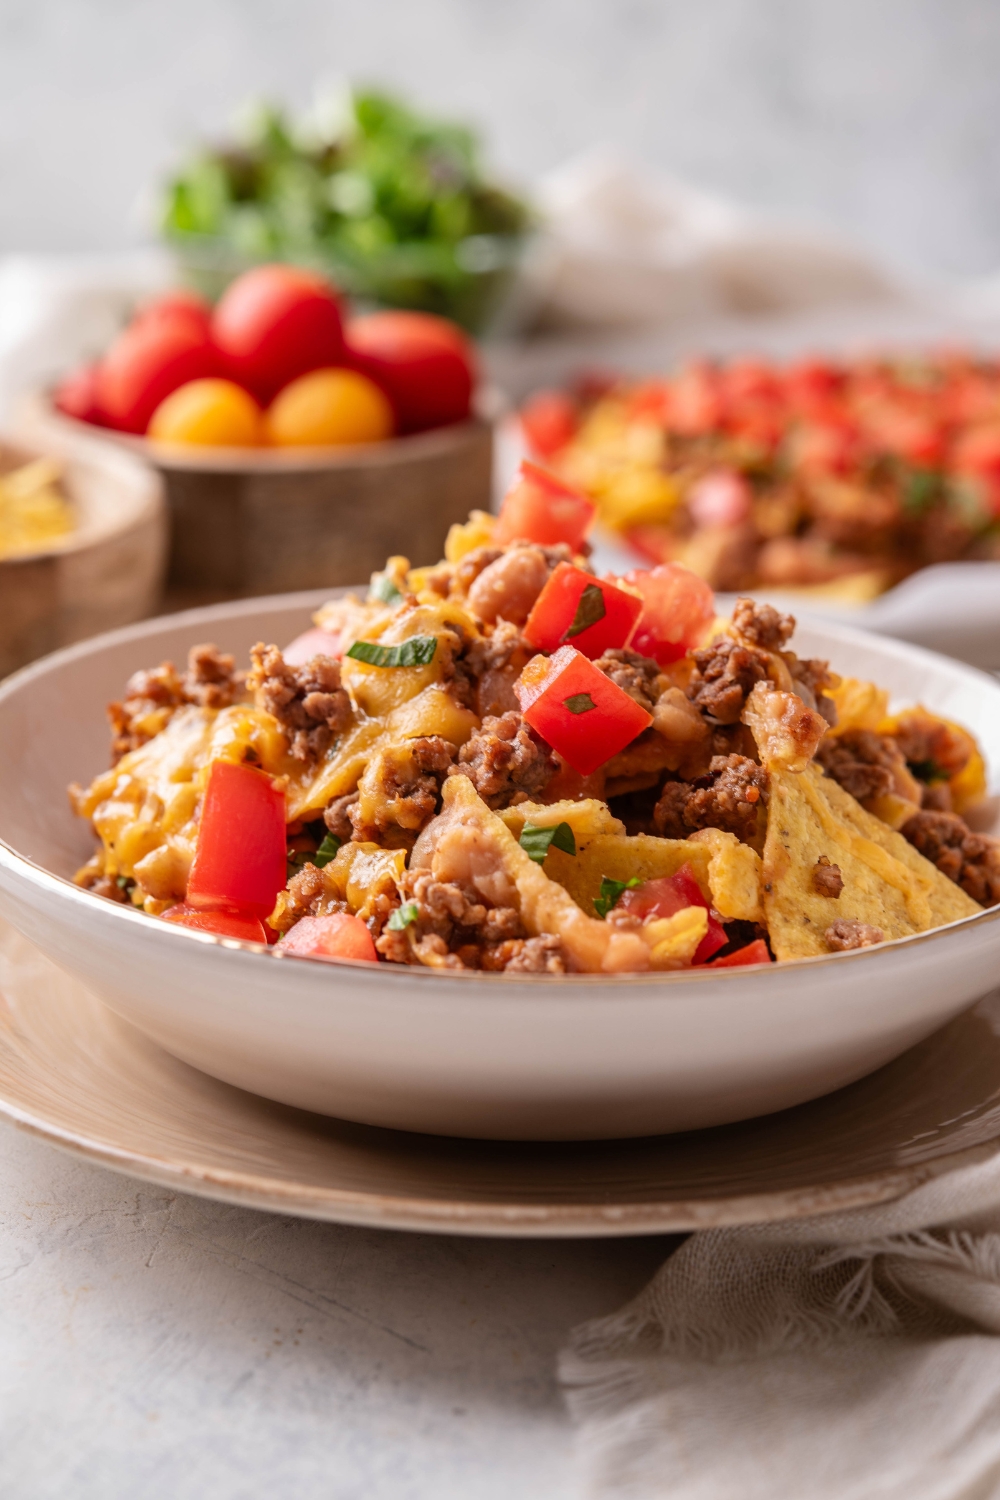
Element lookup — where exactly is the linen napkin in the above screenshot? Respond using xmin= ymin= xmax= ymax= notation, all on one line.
xmin=561 ymin=1153 xmax=1000 ymax=1499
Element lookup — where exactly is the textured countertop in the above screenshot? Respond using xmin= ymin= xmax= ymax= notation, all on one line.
xmin=1 ymin=1122 xmax=670 ymax=1498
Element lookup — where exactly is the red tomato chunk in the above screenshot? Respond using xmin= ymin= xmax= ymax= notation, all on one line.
xmin=282 ymin=626 xmax=343 ymax=665
xmin=186 ymin=759 xmax=287 ymax=919
xmin=623 ymin=563 xmax=716 ymax=666
xmin=618 ymin=865 xmax=727 ymax=964
xmin=515 ymin=645 xmax=652 ymax=776
xmin=278 ymin=913 xmax=378 ymax=964
xmin=520 ymin=390 xmax=578 ymax=458
xmin=523 ymin=563 xmax=642 ymax=658
xmin=709 ymin=938 xmax=772 ymax=968
xmin=162 ymin=904 xmax=269 ymax=943
xmin=494 ymin=460 xmax=595 ymax=550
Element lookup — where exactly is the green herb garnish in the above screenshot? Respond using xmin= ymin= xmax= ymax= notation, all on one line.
xmin=313 ymin=833 xmax=342 ymax=868
xmin=594 ymin=876 xmax=642 ymax=919
xmin=370 ymin=572 xmax=403 ymax=605
xmin=563 ymin=692 xmax=597 ymax=715
xmin=903 ymin=468 xmax=941 ymax=515
xmin=908 ymin=758 xmax=947 ymax=784
xmin=387 ymin=902 xmax=420 ymax=930
xmin=346 ymin=636 xmax=438 ymax=668
xmin=519 ymin=821 xmax=576 ymax=865
xmin=563 ymin=582 xmax=607 ymax=640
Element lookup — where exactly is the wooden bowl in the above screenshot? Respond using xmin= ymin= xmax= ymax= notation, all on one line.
xmin=19 ymin=393 xmax=494 ymax=606
xmin=0 ymin=431 xmax=166 ymax=679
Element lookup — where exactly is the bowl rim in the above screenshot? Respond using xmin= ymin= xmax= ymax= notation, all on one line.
xmin=3 ymin=589 xmax=1000 ymax=992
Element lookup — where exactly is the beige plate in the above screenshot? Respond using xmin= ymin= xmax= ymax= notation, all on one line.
xmin=3 ymin=923 xmax=1000 ymax=1237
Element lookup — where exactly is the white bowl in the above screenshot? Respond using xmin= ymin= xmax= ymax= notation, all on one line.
xmin=1 ymin=595 xmax=1000 ymax=1141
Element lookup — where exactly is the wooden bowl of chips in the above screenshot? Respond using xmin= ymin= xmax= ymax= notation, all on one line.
xmin=18 ymin=392 xmax=494 ymax=608
xmin=0 ymin=431 xmax=166 ymax=679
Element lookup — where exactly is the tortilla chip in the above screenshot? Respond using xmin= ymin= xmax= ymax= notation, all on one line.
xmin=763 ymin=763 xmax=981 ymax=959
xmin=498 ymin=798 xmax=625 ymax=848
xmin=687 ymin=828 xmax=764 ymax=922
xmin=544 ymin=833 xmax=712 ymax=917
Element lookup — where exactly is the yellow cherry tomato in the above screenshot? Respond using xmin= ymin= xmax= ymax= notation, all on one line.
xmin=148 ymin=379 xmax=263 ymax=446
xmin=265 ymin=368 xmax=395 ymax=447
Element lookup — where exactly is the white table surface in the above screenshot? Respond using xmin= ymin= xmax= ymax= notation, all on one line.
xmin=0 ymin=1121 xmax=672 ymax=1498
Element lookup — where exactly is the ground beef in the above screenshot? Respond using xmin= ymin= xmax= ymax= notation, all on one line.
xmin=374 ymin=870 xmax=566 ymax=971
xmin=901 ymin=810 xmax=1000 ymax=907
xmin=107 ymin=643 xmax=245 ymax=761
xmin=653 ymin=754 xmax=768 ymax=842
xmin=788 ymin=656 xmax=838 ymax=726
xmin=593 ymin=648 xmax=662 ymax=714
xmin=890 ymin=716 xmax=972 ymax=781
xmin=455 ymin=620 xmax=533 ymax=719
xmin=688 ymin=638 xmax=771 ymax=725
xmin=495 ymin=936 xmax=567 ymax=973
xmin=731 ymin=597 xmax=794 ymax=651
xmin=351 ymin=736 xmax=455 ymax=840
xmin=451 ymin=710 xmax=556 ymax=809
xmin=323 ymin=792 xmax=360 ymax=841
xmin=825 ymin=919 xmax=884 ymax=951
xmin=77 ymin=867 xmax=130 ymax=903
xmin=920 ymin=782 xmax=953 ymax=812
xmin=281 ymin=863 xmax=342 ymax=927
xmin=816 ymin=729 xmax=907 ymax=804
xmin=812 ymin=855 xmax=844 ymax=898
xmin=250 ymin=643 xmax=352 ymax=762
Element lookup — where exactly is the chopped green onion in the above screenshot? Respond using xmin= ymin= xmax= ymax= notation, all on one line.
xmin=519 ymin=821 xmax=577 ymax=864
xmin=563 ymin=582 xmax=607 ymax=640
xmin=370 ymin=572 xmax=403 ymax=605
xmin=594 ymin=875 xmax=642 ymax=919
xmin=115 ymin=875 xmax=131 ymax=890
xmin=346 ymin=636 xmax=438 ymax=668
xmin=313 ymin=833 xmax=341 ymax=868
xmin=387 ymin=902 xmax=420 ymax=930
xmin=563 ymin=692 xmax=597 ymax=715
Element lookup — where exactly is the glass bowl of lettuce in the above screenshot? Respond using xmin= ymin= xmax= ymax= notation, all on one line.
xmin=160 ymin=90 xmax=533 ymax=335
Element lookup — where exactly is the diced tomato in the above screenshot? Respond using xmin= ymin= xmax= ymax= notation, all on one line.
xmin=617 ymin=865 xmax=726 ymax=964
xmin=664 ymin=362 xmax=723 ymax=436
xmin=494 ymin=460 xmax=595 ymax=550
xmin=622 ymin=563 xmax=716 ymax=665
xmin=782 ymin=359 xmax=844 ymax=416
xmin=623 ymin=379 xmax=671 ymax=424
xmin=162 ymin=904 xmax=269 ymax=943
xmin=187 ymin=759 xmax=287 ymax=919
xmin=515 ymin=645 xmax=652 ymax=775
xmin=709 ymin=937 xmax=772 ymax=968
xmin=686 ymin=470 xmax=752 ymax=529
xmin=520 ymin=390 xmax=578 ymax=457
xmin=282 ymin=626 xmax=343 ymax=665
xmin=952 ymin=425 xmax=1000 ymax=516
xmin=277 ymin=913 xmax=378 ymax=965
xmin=861 ymin=404 xmax=945 ymax=468
xmin=523 ymin=563 xmax=642 ymax=658
xmin=790 ymin=416 xmax=862 ymax=476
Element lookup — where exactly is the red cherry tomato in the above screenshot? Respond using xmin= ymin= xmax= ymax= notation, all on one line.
xmin=494 ymin=461 xmax=595 ymax=550
xmin=162 ymin=904 xmax=269 ymax=943
xmin=53 ymin=362 xmax=105 ymax=425
xmin=515 ymin=645 xmax=652 ymax=776
xmin=622 ymin=564 xmax=716 ymax=666
xmin=523 ymin=563 xmax=642 ymax=658
xmin=133 ymin=290 xmax=212 ymax=333
xmin=186 ymin=759 xmax=287 ymax=920
xmin=709 ymin=937 xmax=772 ymax=968
xmin=345 ymin=311 xmax=475 ymax=433
xmin=617 ymin=865 xmax=727 ymax=964
xmin=212 ymin=265 xmax=345 ymax=404
xmin=278 ymin=913 xmax=378 ymax=965
xmin=96 ymin=318 xmax=221 ymax=434
xmin=282 ymin=627 xmax=343 ymax=665
xmin=664 ymin=362 xmax=724 ymax=436
xmin=520 ymin=390 xmax=578 ymax=457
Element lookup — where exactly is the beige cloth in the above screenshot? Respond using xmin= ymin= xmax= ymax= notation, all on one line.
xmin=561 ymin=1155 xmax=1000 ymax=1498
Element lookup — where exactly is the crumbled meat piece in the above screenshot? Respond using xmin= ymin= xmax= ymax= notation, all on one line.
xmin=921 ymin=782 xmax=953 ymax=812
xmin=901 ymin=810 xmax=1000 ymax=907
xmin=249 ymin=642 xmax=352 ymax=762
xmin=496 ymin=935 xmax=567 ymax=973
xmin=451 ymin=710 xmax=557 ymax=809
xmin=182 ymin=644 xmax=244 ymax=708
xmin=812 ymin=855 xmax=844 ymax=898
xmin=731 ymin=597 xmax=794 ymax=651
xmin=816 ymin=729 xmax=906 ymax=804
xmin=825 ymin=919 xmax=884 ymax=951
xmin=654 ymin=754 xmax=768 ymax=842
xmin=107 ymin=642 xmax=246 ymax=761
xmin=374 ymin=869 xmax=561 ymax=970
xmin=787 ymin=655 xmax=839 ymax=726
xmin=351 ymin=737 xmax=456 ymax=840
xmin=890 ymin=714 xmax=972 ymax=781
xmin=457 ymin=619 xmax=533 ymax=718
xmin=77 ymin=867 xmax=130 ymax=903
xmin=324 ymin=792 xmax=360 ymax=841
xmin=594 ymin=648 xmax=663 ymax=714
xmin=466 ymin=542 xmax=574 ymax=625
xmin=688 ymin=637 xmax=771 ymax=724
xmin=281 ymin=863 xmax=344 ymax=927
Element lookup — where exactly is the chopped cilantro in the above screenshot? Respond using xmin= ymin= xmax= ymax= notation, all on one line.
xmin=594 ymin=875 xmax=642 ymax=919
xmin=346 ymin=636 xmax=437 ymax=668
xmin=370 ymin=572 xmax=403 ymax=605
xmin=387 ymin=902 xmax=420 ymax=930
xmin=563 ymin=582 xmax=607 ymax=640
xmin=563 ymin=692 xmax=597 ymax=715
xmin=313 ymin=833 xmax=341 ymax=868
xmin=903 ymin=468 xmax=940 ymax=514
xmin=519 ymin=821 xmax=577 ymax=864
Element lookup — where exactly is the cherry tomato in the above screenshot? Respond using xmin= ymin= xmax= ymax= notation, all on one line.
xmin=515 ymin=645 xmax=652 ymax=776
xmin=53 ymin=362 xmax=105 ymax=425
xmin=97 ymin=317 xmax=221 ymax=434
xmin=664 ymin=362 xmax=723 ymax=436
xmin=148 ymin=378 xmax=263 ymax=447
xmin=494 ymin=461 xmax=595 ymax=550
xmin=133 ymin=290 xmax=212 ymax=334
xmin=520 ymin=390 xmax=578 ymax=457
xmin=265 ymin=368 xmax=394 ymax=447
xmin=709 ymin=937 xmax=772 ymax=968
xmin=345 ymin=311 xmax=475 ymax=434
xmin=622 ymin=564 xmax=716 ymax=665
xmin=187 ymin=759 xmax=287 ymax=919
xmin=278 ymin=913 xmax=378 ymax=965
xmin=523 ymin=563 xmax=642 ymax=658
xmin=616 ymin=865 xmax=727 ymax=964
xmin=283 ymin=627 xmax=343 ymax=665
xmin=162 ymin=904 xmax=269 ymax=943
xmin=212 ymin=265 xmax=345 ymax=404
